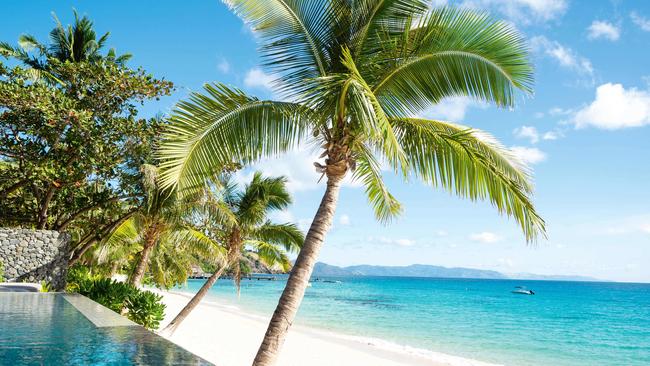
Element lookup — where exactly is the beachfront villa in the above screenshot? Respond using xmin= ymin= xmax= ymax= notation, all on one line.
xmin=1 ymin=1 xmax=649 ymax=365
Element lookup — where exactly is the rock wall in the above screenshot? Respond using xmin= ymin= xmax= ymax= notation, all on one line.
xmin=0 ymin=229 xmax=70 ymax=290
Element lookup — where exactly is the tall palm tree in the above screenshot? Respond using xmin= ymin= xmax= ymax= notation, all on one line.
xmin=0 ymin=10 xmax=130 ymax=82
xmin=157 ymin=3 xmax=546 ymax=365
xmin=163 ymin=172 xmax=303 ymax=334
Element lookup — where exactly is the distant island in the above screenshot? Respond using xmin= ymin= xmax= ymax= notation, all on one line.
xmin=311 ymin=262 xmax=600 ymax=282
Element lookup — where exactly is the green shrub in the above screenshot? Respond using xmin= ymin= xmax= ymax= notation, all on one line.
xmin=39 ymin=281 xmax=51 ymax=292
xmin=125 ymin=290 xmax=165 ymax=329
xmin=66 ymin=265 xmax=166 ymax=329
xmin=0 ymin=260 xmax=4 ymax=282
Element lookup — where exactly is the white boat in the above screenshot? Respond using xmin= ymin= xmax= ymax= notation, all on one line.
xmin=511 ymin=286 xmax=535 ymax=295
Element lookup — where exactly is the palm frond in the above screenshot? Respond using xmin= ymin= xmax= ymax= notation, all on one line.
xmin=371 ymin=7 xmax=533 ymax=116
xmin=249 ymin=240 xmax=292 ymax=272
xmin=224 ymin=0 xmax=337 ymax=97
xmin=340 ymin=48 xmax=407 ymax=173
xmin=351 ymin=145 xmax=403 ymax=223
xmin=351 ymin=0 xmax=429 ymax=56
xmin=249 ymin=222 xmax=303 ymax=253
xmin=390 ymin=117 xmax=545 ymax=241
xmin=157 ymin=83 xmax=311 ymax=193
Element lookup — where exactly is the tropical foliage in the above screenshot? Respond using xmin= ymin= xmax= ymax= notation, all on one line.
xmin=157 ymin=2 xmax=546 ymax=364
xmin=95 ymin=165 xmax=222 ymax=288
xmin=163 ymin=172 xmax=303 ymax=333
xmin=0 ymin=12 xmax=173 ymax=262
xmin=67 ymin=266 xmax=166 ymax=329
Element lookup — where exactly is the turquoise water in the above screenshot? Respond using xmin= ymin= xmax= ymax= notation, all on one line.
xmin=177 ymin=276 xmax=650 ymax=365
xmin=0 ymin=293 xmax=210 ymax=365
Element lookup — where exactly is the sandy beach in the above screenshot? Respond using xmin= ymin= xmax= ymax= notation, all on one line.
xmin=154 ymin=290 xmax=499 ymax=366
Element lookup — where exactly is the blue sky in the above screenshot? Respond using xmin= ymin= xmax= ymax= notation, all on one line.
xmin=4 ymin=1 xmax=650 ymax=282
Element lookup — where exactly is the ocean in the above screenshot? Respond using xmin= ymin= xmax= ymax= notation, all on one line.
xmin=175 ymin=276 xmax=650 ymax=365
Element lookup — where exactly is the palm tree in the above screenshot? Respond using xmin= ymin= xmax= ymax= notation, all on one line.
xmin=163 ymin=172 xmax=303 ymax=334
xmin=157 ymin=3 xmax=546 ymax=365
xmin=89 ymin=217 xmax=221 ymax=288
xmin=0 ymin=10 xmax=130 ymax=82
xmin=105 ymin=165 xmax=219 ymax=287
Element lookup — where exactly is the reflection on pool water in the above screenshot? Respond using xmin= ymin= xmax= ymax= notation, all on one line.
xmin=0 ymin=293 xmax=210 ymax=365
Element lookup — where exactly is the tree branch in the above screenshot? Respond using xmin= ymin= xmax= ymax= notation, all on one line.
xmin=67 ymin=208 xmax=138 ymax=267
xmin=54 ymin=194 xmax=136 ymax=231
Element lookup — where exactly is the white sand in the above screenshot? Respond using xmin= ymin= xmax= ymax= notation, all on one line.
xmin=154 ymin=290 xmax=501 ymax=366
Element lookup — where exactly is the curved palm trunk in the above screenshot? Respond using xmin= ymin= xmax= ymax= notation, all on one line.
xmin=253 ymin=176 xmax=343 ymax=366
xmin=163 ymin=263 xmax=229 ymax=334
xmin=130 ymin=229 xmax=157 ymax=287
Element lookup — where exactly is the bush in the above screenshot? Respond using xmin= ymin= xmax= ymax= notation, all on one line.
xmin=66 ymin=266 xmax=165 ymax=329
xmin=0 ymin=260 xmax=4 ymax=282
xmin=126 ymin=290 xmax=165 ymax=329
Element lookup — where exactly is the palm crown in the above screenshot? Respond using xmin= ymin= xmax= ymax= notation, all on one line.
xmin=159 ymin=3 xmax=544 ymax=241
xmin=0 ymin=10 xmax=131 ymax=83
xmin=214 ymin=172 xmax=303 ymax=290
xmin=161 ymin=172 xmax=303 ymax=334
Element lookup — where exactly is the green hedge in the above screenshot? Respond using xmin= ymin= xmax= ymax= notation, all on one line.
xmin=66 ymin=266 xmax=165 ymax=329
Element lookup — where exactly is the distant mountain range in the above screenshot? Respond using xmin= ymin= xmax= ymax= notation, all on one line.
xmin=311 ymin=262 xmax=599 ymax=282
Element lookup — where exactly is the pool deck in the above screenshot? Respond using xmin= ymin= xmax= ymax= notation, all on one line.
xmin=61 ymin=293 xmax=138 ymax=327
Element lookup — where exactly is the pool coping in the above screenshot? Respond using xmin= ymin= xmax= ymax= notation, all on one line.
xmin=61 ymin=293 xmax=139 ymax=327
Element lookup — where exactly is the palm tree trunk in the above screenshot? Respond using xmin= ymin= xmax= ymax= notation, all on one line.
xmin=130 ymin=229 xmax=157 ymax=287
xmin=162 ymin=263 xmax=229 ymax=334
xmin=253 ymin=175 xmax=343 ymax=366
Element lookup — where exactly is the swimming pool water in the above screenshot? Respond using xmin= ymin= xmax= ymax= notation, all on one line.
xmin=0 ymin=293 xmax=210 ymax=365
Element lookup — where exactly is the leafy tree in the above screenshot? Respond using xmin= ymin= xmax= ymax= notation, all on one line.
xmin=163 ymin=172 xmax=303 ymax=334
xmin=158 ymin=2 xmax=547 ymax=364
xmin=0 ymin=12 xmax=172 ymax=261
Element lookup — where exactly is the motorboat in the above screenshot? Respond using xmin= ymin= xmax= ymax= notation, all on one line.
xmin=511 ymin=286 xmax=535 ymax=295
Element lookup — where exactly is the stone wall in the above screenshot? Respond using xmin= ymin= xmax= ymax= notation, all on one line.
xmin=0 ymin=229 xmax=70 ymax=290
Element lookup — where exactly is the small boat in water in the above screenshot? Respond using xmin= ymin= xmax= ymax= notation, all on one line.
xmin=511 ymin=286 xmax=535 ymax=295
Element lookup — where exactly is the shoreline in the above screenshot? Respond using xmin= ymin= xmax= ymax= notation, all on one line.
xmin=153 ymin=289 xmax=501 ymax=366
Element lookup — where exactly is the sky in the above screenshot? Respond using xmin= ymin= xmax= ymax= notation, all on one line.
xmin=3 ymin=0 xmax=650 ymax=282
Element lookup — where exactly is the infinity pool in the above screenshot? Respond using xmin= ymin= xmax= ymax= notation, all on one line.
xmin=0 ymin=293 xmax=210 ymax=365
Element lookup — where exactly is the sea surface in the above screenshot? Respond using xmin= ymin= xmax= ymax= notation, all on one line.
xmin=176 ymin=276 xmax=650 ymax=366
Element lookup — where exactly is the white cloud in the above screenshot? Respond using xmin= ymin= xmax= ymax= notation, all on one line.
xmin=244 ymin=67 xmax=275 ymax=91
xmin=542 ymin=130 xmax=560 ymax=140
xmin=631 ymin=12 xmax=650 ymax=32
xmin=424 ymin=97 xmax=476 ymax=121
xmin=339 ymin=214 xmax=351 ymax=226
xmin=367 ymin=236 xmax=416 ymax=247
xmin=549 ymin=107 xmax=572 ymax=116
xmin=510 ymin=146 xmax=547 ymax=164
xmin=395 ymin=239 xmax=416 ymax=247
xmin=602 ymin=216 xmax=650 ymax=236
xmin=514 ymin=126 xmax=563 ymax=143
xmin=572 ymin=83 xmax=650 ymax=130
xmin=217 ymin=58 xmax=230 ymax=73
xmin=461 ymin=0 xmax=567 ymax=24
xmin=587 ymin=21 xmax=621 ymax=41
xmin=513 ymin=125 xmax=540 ymax=143
xmin=530 ymin=36 xmax=594 ymax=81
xmin=469 ymin=232 xmax=502 ymax=243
